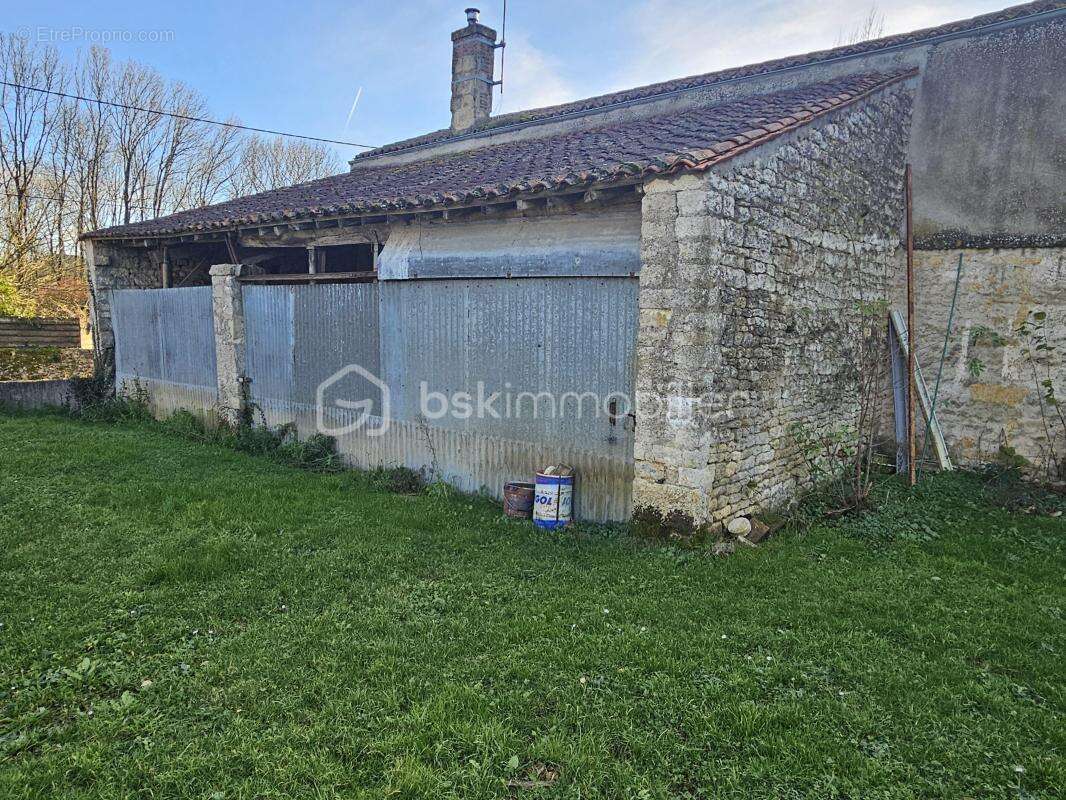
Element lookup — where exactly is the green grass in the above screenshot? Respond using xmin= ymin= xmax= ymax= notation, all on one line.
xmin=0 ymin=412 xmax=1063 ymax=799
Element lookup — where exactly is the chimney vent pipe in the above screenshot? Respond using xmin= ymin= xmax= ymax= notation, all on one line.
xmin=450 ymin=8 xmax=497 ymax=131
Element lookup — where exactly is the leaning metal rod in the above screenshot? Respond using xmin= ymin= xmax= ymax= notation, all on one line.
xmin=918 ymin=252 xmax=963 ymax=477
xmin=905 ymin=164 xmax=917 ymax=486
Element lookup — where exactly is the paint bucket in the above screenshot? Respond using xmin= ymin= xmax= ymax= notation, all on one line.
xmin=533 ymin=465 xmax=574 ymax=530
xmin=503 ymin=481 xmax=535 ymax=519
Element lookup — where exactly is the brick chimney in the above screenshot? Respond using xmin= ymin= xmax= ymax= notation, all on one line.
xmin=450 ymin=7 xmax=497 ymax=132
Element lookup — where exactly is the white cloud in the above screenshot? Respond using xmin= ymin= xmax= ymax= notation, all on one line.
xmin=493 ymin=33 xmax=580 ymax=114
xmin=607 ymin=0 xmax=1007 ymax=94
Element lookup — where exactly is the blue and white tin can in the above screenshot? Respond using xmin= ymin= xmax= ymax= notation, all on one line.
xmin=533 ymin=470 xmax=574 ymax=529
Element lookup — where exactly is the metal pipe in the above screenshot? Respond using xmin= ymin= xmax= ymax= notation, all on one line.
xmin=905 ymin=164 xmax=916 ymax=486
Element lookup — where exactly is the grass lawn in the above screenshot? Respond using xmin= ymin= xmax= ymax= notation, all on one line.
xmin=1 ymin=412 xmax=1063 ymax=799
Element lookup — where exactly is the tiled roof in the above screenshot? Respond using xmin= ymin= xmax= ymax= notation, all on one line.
xmin=86 ymin=71 xmax=913 ymax=240
xmin=353 ymin=0 xmax=1063 ymax=161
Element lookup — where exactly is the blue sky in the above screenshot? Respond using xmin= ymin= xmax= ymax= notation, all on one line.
xmin=7 ymin=0 xmax=1006 ymax=163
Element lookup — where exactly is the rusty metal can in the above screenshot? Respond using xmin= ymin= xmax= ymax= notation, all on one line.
xmin=503 ymin=481 xmax=535 ymax=519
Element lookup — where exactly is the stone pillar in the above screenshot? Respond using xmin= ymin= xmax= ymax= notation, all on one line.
xmin=210 ymin=264 xmax=261 ymax=422
xmin=450 ymin=8 xmax=497 ymax=132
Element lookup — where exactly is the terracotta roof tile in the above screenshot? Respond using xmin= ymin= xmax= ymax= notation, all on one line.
xmin=85 ymin=70 xmax=914 ymax=240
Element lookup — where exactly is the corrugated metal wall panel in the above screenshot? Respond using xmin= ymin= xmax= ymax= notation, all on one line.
xmin=112 ymin=287 xmax=215 ymax=390
xmin=117 ymin=277 xmax=638 ymax=521
xmin=377 ymin=210 xmax=642 ymax=280
xmin=244 ymin=285 xmax=295 ymax=405
xmin=112 ymin=289 xmax=162 ymax=381
xmin=380 ymin=278 xmax=638 ymax=459
xmin=157 ymin=288 xmax=217 ymax=387
xmin=293 ymin=283 xmax=382 ymax=414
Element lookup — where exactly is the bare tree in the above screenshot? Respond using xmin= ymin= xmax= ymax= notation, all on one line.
xmin=0 ymin=38 xmax=342 ymax=317
xmin=837 ymin=6 xmax=886 ymax=46
xmin=72 ymin=47 xmax=113 ymax=236
xmin=181 ymin=120 xmax=243 ymax=207
xmin=230 ymin=135 xmax=340 ymax=196
xmin=0 ymin=34 xmax=67 ymax=273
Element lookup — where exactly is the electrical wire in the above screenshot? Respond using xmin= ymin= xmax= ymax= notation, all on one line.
xmin=0 ymin=80 xmax=377 ymax=149
xmin=4 ymin=191 xmax=157 ymax=213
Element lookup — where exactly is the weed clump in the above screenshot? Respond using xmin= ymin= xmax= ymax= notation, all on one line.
xmin=72 ymin=378 xmax=152 ymax=424
xmin=631 ymin=506 xmax=707 ymax=545
xmin=369 ymin=466 xmax=425 ymax=495
xmin=154 ymin=407 xmax=343 ymax=472
xmin=978 ymin=449 xmax=1065 ymax=516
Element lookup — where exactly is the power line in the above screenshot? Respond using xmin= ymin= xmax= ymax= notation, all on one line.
xmin=4 ymin=191 xmax=157 ymax=213
xmin=0 ymin=80 xmax=378 ymax=149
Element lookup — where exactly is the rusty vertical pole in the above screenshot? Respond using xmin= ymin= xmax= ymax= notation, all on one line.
xmin=160 ymin=245 xmax=170 ymax=288
xmin=905 ymin=164 xmax=917 ymax=486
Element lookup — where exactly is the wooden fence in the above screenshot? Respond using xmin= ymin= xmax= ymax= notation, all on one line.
xmin=0 ymin=317 xmax=81 ymax=349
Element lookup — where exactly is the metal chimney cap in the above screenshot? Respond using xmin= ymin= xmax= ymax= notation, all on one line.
xmin=465 ymin=7 xmax=480 ymax=24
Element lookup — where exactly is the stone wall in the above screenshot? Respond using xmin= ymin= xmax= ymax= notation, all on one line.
xmin=897 ymin=247 xmax=1066 ymax=474
xmin=634 ymin=86 xmax=914 ymax=526
xmin=0 ymin=379 xmax=77 ymax=410
xmin=82 ymin=240 xmax=160 ymax=385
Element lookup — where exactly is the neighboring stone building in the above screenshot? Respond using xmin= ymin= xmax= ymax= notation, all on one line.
xmin=82 ymin=2 xmax=1065 ymax=524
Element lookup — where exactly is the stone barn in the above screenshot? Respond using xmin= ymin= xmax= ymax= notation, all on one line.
xmin=82 ymin=2 xmax=1065 ymax=524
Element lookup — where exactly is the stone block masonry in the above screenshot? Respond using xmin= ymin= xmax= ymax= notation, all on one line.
xmin=896 ymin=247 xmax=1066 ymax=473
xmin=81 ymin=240 xmax=160 ymax=385
xmin=634 ymin=86 xmax=916 ymax=526
xmin=210 ymin=264 xmax=262 ymax=422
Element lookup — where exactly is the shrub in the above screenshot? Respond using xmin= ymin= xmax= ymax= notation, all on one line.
xmin=369 ymin=466 xmax=425 ymax=495
xmin=0 ymin=271 xmax=36 ymax=317
xmin=160 ymin=412 xmax=343 ymax=473
xmin=160 ymin=409 xmax=214 ymax=442
xmin=73 ymin=379 xmax=151 ymax=424
xmin=978 ymin=456 xmax=1066 ymax=516
xmin=275 ymin=433 xmax=343 ymax=472
xmin=69 ymin=373 xmax=112 ymax=407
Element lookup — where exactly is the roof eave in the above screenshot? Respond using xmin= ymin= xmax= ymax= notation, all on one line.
xmin=82 ymin=70 xmax=919 ymax=246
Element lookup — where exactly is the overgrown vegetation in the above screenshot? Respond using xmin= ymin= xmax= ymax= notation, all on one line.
xmin=788 ymin=299 xmax=891 ymax=516
xmin=368 ymin=465 xmax=426 ymax=495
xmin=0 ymin=412 xmax=1062 ymax=798
xmin=68 ymin=378 xmax=152 ymax=425
xmin=161 ymin=410 xmax=345 ymax=473
xmin=1016 ymin=309 xmax=1065 ymax=481
xmin=978 ymin=449 xmax=1066 ymax=517
xmin=0 ymin=346 xmax=92 ymax=382
xmin=0 ymin=272 xmax=35 ymax=317
xmin=63 ymin=385 xmax=349 ymax=475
